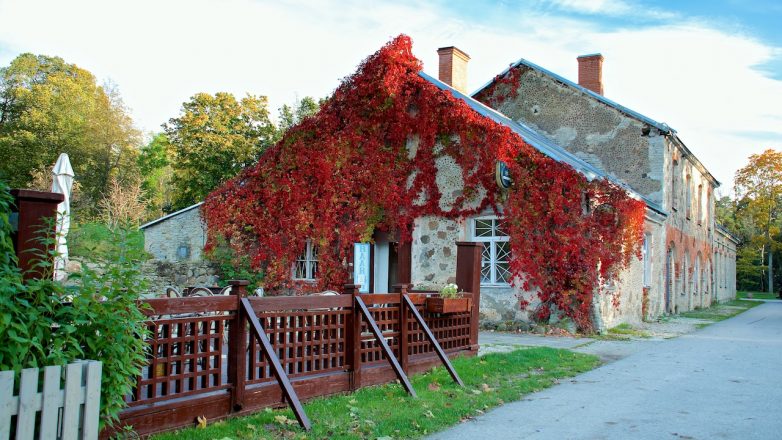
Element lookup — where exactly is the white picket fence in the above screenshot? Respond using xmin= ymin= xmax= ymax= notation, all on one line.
xmin=0 ymin=361 xmax=102 ymax=440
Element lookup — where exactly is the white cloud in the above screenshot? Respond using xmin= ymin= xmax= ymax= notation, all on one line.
xmin=0 ymin=0 xmax=779 ymax=190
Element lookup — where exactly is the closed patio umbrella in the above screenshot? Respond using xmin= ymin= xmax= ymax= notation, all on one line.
xmin=51 ymin=153 xmax=74 ymax=281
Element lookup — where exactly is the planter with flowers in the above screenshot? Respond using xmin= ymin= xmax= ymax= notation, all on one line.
xmin=425 ymin=283 xmax=471 ymax=314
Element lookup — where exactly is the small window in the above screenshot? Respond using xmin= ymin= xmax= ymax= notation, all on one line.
xmin=642 ymin=234 xmax=651 ymax=287
xmin=473 ymin=217 xmax=511 ymax=285
xmin=697 ymin=184 xmax=703 ymax=225
xmin=293 ymin=239 xmax=318 ymax=281
xmin=685 ymin=175 xmax=692 ymax=219
xmin=176 ymin=244 xmax=191 ymax=260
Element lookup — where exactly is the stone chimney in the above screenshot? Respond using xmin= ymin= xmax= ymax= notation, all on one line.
xmin=577 ymin=53 xmax=604 ymax=95
xmin=437 ymin=46 xmax=470 ymax=93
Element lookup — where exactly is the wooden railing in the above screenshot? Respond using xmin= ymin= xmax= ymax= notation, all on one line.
xmin=109 ymin=242 xmax=483 ymax=438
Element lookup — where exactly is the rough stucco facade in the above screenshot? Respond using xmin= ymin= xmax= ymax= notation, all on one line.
xmin=469 ymin=57 xmax=737 ymax=327
xmin=714 ymin=226 xmax=739 ymax=302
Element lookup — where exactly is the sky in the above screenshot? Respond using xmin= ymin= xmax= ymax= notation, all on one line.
xmin=0 ymin=0 xmax=780 ymax=193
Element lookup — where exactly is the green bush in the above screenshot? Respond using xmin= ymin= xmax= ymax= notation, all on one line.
xmin=68 ymin=221 xmax=145 ymax=259
xmin=0 ymin=181 xmax=149 ymax=427
xmin=205 ymin=234 xmax=264 ymax=291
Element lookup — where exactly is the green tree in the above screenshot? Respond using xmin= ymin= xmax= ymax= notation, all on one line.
xmin=276 ymin=96 xmax=321 ymax=136
xmin=734 ymin=149 xmax=782 ymax=293
xmin=138 ymin=132 xmax=174 ymax=217
xmin=0 ymin=54 xmax=141 ymax=211
xmin=165 ymin=92 xmax=276 ymax=209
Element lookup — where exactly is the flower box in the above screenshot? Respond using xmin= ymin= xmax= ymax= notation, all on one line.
xmin=425 ymin=297 xmax=471 ymax=314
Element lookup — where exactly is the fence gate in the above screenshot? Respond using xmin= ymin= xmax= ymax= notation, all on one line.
xmin=0 ymin=361 xmax=102 ymax=440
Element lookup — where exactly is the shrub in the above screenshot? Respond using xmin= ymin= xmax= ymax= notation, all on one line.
xmin=0 ymin=181 xmax=149 ymax=426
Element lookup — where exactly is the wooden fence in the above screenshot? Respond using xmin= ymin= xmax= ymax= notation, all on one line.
xmin=109 ymin=242 xmax=483 ymax=437
xmin=0 ymin=361 xmax=102 ymax=440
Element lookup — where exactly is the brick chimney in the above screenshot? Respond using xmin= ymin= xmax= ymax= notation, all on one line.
xmin=437 ymin=46 xmax=470 ymax=93
xmin=577 ymin=53 xmax=604 ymax=95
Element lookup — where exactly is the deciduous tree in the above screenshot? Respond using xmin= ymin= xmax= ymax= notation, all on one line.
xmin=0 ymin=54 xmax=141 ymax=211
xmin=734 ymin=149 xmax=782 ymax=293
xmin=164 ymin=92 xmax=276 ymax=210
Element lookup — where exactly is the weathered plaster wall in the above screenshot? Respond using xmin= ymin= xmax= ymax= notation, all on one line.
xmin=714 ymin=228 xmax=738 ymax=302
xmin=475 ymin=67 xmax=666 ymax=204
xmin=645 ymin=216 xmax=668 ymax=318
xmin=662 ymin=137 xmax=718 ymax=312
xmin=142 ymin=208 xmax=207 ymax=262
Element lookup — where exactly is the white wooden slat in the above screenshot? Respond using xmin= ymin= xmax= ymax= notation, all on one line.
xmin=15 ymin=368 xmax=38 ymax=440
xmin=61 ymin=362 xmax=83 ymax=440
xmin=39 ymin=365 xmax=62 ymax=439
xmin=81 ymin=362 xmax=102 ymax=440
xmin=0 ymin=371 xmax=14 ymax=440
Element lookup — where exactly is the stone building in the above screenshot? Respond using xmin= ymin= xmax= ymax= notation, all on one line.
xmin=140 ymin=202 xmax=206 ymax=262
xmin=470 ymin=51 xmax=738 ymax=318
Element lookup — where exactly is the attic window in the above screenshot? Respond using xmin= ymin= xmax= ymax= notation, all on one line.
xmin=641 ymin=125 xmax=651 ymax=136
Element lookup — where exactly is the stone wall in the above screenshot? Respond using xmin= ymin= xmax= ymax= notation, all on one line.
xmin=63 ymin=257 xmax=220 ymax=299
xmin=475 ymin=63 xmax=732 ymax=316
xmin=405 ymin=129 xmax=656 ymax=330
xmin=474 ymin=67 xmax=666 ymax=204
xmin=142 ymin=206 xmax=206 ymax=262
xmin=140 ymin=259 xmax=220 ymax=298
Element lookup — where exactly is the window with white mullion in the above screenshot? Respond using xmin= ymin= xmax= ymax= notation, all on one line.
xmin=474 ymin=216 xmax=511 ymax=286
xmin=293 ymin=239 xmax=318 ymax=281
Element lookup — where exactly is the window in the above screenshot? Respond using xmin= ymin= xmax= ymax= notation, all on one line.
xmin=685 ymin=175 xmax=692 ymax=219
xmin=697 ymin=184 xmax=703 ymax=224
xmin=671 ymin=159 xmax=678 ymax=210
xmin=642 ymin=234 xmax=651 ymax=287
xmin=473 ymin=217 xmax=511 ymax=285
xmin=293 ymin=240 xmax=318 ymax=280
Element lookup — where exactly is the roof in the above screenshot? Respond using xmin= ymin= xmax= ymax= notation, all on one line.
xmin=471 ymin=58 xmax=720 ymax=187
xmin=716 ymin=224 xmax=741 ymax=244
xmin=139 ymin=202 xmax=203 ymax=230
xmin=419 ymin=71 xmax=667 ymax=216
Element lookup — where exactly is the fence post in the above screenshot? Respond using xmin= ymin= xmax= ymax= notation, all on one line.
xmin=228 ymin=280 xmax=249 ymax=411
xmin=343 ymin=283 xmax=362 ymax=391
xmin=393 ymin=283 xmax=412 ymax=372
xmin=456 ymin=242 xmax=482 ymax=351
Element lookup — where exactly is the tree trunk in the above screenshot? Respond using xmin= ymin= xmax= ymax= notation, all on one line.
xmin=768 ymin=245 xmax=774 ymax=294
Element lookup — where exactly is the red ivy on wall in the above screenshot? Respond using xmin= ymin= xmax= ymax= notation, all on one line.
xmin=202 ymin=35 xmax=645 ymax=331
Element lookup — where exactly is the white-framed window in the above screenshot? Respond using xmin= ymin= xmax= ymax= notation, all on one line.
xmin=473 ymin=217 xmax=511 ymax=285
xmin=642 ymin=234 xmax=652 ymax=287
xmin=293 ymin=239 xmax=318 ymax=281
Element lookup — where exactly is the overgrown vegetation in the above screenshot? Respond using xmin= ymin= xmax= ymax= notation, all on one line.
xmin=205 ymin=235 xmax=264 ymax=292
xmin=203 ymin=35 xmax=645 ymax=332
xmin=68 ymin=221 xmax=145 ymax=259
xmin=680 ymin=299 xmax=760 ymax=322
xmin=737 ymin=290 xmax=780 ymax=300
xmin=0 ymin=182 xmax=149 ymax=426
xmin=152 ymin=347 xmax=600 ymax=440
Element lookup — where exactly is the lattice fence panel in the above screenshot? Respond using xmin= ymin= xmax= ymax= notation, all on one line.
xmin=129 ymin=315 xmax=229 ymax=406
xmin=248 ymin=310 xmax=349 ymax=384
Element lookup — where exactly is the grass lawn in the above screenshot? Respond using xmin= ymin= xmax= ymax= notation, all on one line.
xmin=680 ymin=299 xmax=761 ymax=323
xmin=737 ymin=291 xmax=780 ymax=300
xmin=68 ymin=221 xmax=145 ymax=258
xmin=151 ymin=347 xmax=599 ymax=440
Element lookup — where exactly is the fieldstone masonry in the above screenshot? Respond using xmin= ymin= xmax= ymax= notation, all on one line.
xmin=141 ymin=204 xmax=206 ymax=262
